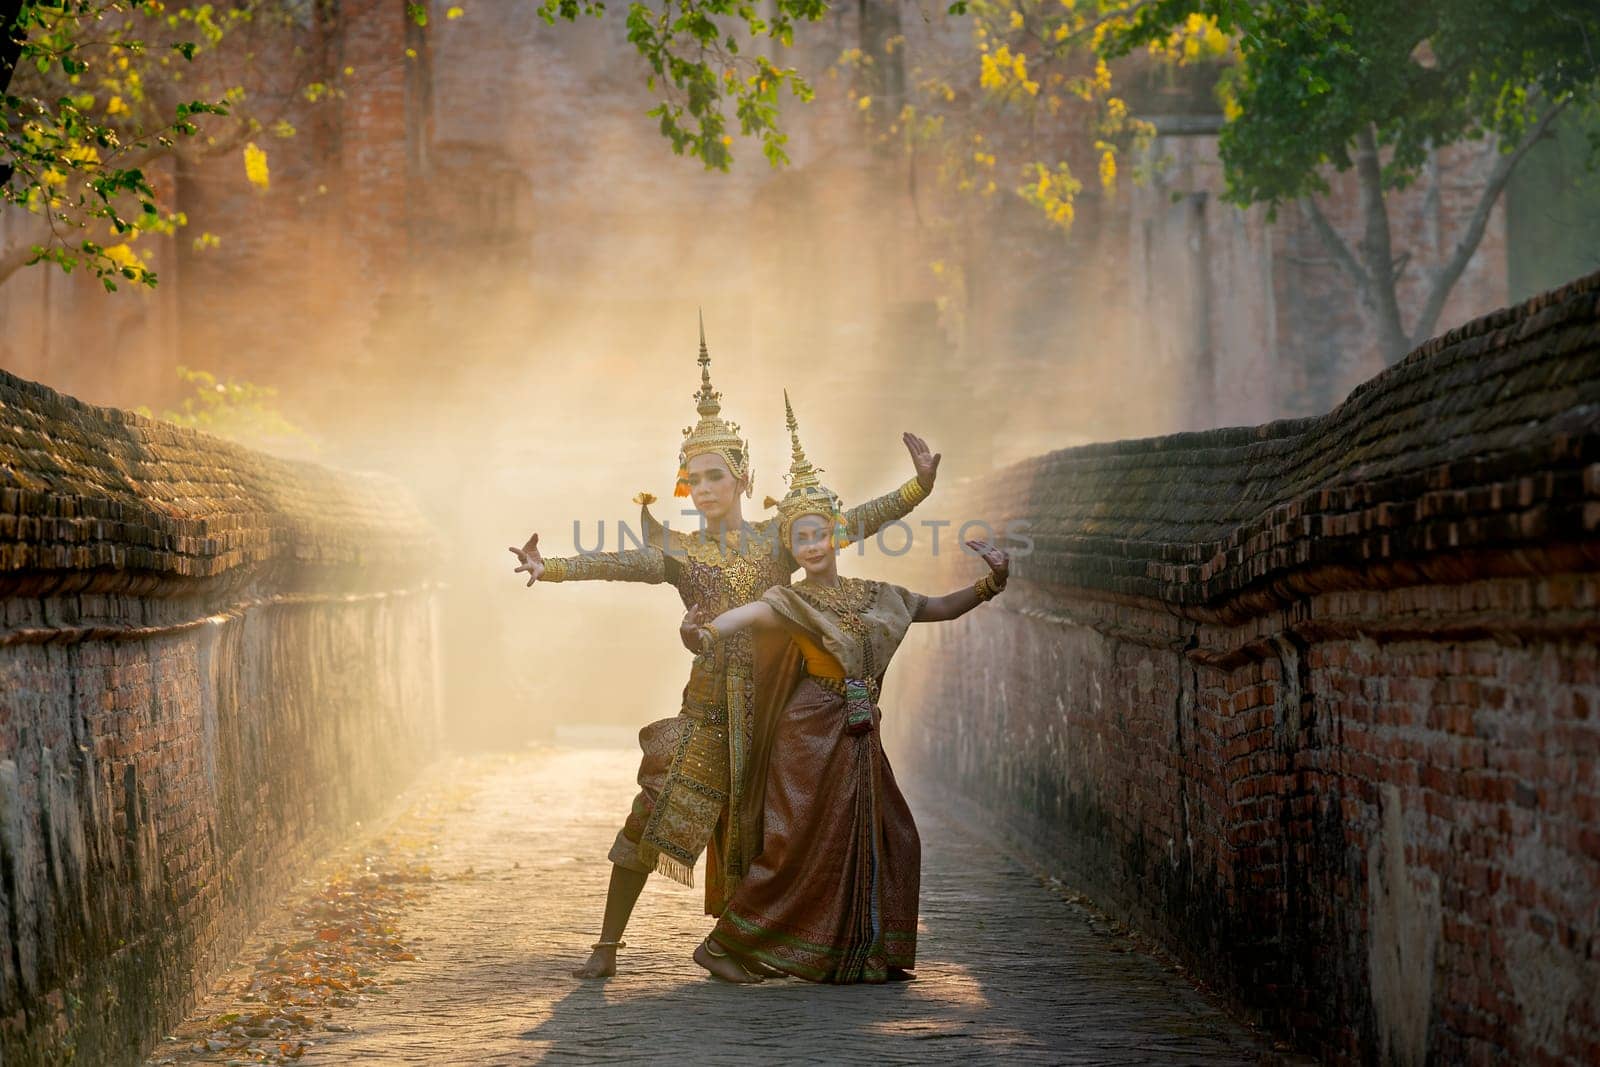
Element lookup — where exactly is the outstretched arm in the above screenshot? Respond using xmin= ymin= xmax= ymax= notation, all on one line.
xmin=509 ymin=531 xmax=668 ymax=586
xmin=679 ymin=602 xmax=781 ymax=653
xmin=841 ymin=432 xmax=941 ymax=541
xmin=915 ymin=540 xmax=1009 ymax=622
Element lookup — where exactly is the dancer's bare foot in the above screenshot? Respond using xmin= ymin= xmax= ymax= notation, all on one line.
xmin=571 ymin=945 xmax=617 ymax=979
xmin=693 ymin=939 xmax=763 ymax=984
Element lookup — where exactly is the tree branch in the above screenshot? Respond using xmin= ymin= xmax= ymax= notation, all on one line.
xmin=1301 ymin=195 xmax=1369 ymax=289
xmin=1409 ymin=98 xmax=1570 ymax=346
xmin=0 ymin=222 xmax=46 ymax=281
xmin=0 ymin=119 xmax=253 ymax=287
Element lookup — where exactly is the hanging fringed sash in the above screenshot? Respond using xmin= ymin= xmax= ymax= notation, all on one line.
xmin=838 ymin=711 xmax=885 ymax=982
xmin=843 ymin=678 xmax=876 ymax=735
xmin=638 ymin=692 xmax=732 ymax=889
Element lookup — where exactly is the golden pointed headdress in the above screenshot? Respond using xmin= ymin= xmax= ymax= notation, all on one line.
xmin=771 ymin=390 xmax=845 ymax=547
xmin=675 ymin=312 xmax=753 ymax=498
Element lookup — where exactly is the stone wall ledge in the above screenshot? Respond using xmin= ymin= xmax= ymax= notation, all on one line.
xmin=0 ymin=370 xmax=440 ymax=1066
xmin=989 ymin=269 xmax=1600 ymax=619
xmin=0 ymin=368 xmax=436 ymax=597
xmin=909 ymin=269 xmax=1600 ymax=1065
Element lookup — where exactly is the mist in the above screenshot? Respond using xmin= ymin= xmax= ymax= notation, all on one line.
xmin=0 ymin=0 xmax=1548 ymax=750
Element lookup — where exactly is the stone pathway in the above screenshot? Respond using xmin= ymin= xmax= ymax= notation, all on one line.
xmin=157 ymin=744 xmax=1302 ymax=1065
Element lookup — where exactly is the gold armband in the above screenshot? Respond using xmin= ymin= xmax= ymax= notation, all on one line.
xmin=898 ymin=476 xmax=929 ymax=508
xmin=540 ymin=557 xmax=567 ymax=582
xmin=975 ymin=572 xmax=1005 ymax=602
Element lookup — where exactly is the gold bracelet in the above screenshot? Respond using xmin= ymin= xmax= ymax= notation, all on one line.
xmin=975 ymin=572 xmax=1005 ymax=601
xmin=540 ymin=557 xmax=566 ymax=582
xmin=697 ymin=622 xmax=722 ymax=654
xmin=899 ymin=476 xmax=929 ymax=507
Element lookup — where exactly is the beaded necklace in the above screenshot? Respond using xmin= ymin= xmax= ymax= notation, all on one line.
xmin=793 ymin=577 xmax=880 ymax=686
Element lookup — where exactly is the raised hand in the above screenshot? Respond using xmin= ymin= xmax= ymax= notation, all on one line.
xmin=508 ymin=532 xmax=545 ymax=587
xmin=680 ymin=604 xmax=707 ymax=652
xmin=966 ymin=539 xmax=1009 ymax=586
xmin=904 ymin=432 xmax=941 ymax=493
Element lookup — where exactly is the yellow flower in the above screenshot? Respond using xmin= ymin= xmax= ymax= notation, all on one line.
xmin=858 ymin=95 xmax=873 ymax=110
xmin=243 ymin=142 xmax=270 ymax=189
xmin=1221 ymin=84 xmax=1242 ymax=122
xmin=446 ymin=5 xmax=464 ymax=16
xmin=979 ymin=48 xmax=1008 ymax=91
xmin=1009 ymin=9 xmax=1024 ymax=30
xmin=1099 ymin=149 xmax=1116 ymax=189
xmin=106 ymin=95 xmax=128 ymax=116
xmin=1019 ymin=161 xmax=1081 ymax=233
xmin=103 ymin=243 xmax=148 ymax=274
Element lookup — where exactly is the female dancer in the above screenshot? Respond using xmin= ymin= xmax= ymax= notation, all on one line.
xmin=679 ymin=395 xmax=1008 ymax=984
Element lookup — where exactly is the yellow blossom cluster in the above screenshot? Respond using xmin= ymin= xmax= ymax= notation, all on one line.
xmin=102 ymin=243 xmax=149 ymax=277
xmin=980 ymin=44 xmax=1040 ymax=98
xmin=243 ymin=142 xmax=270 ymax=189
xmin=1018 ymin=161 xmax=1082 ymax=230
xmin=1148 ymin=12 xmax=1232 ymax=63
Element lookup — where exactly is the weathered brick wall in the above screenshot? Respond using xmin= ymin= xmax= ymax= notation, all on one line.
xmin=888 ymin=270 xmax=1600 ymax=1064
xmin=0 ymin=370 xmax=441 ymax=1064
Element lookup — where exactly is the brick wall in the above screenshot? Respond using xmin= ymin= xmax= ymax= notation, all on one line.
xmin=0 ymin=370 xmax=441 ymax=1065
xmin=887 ymin=270 xmax=1600 ymax=1064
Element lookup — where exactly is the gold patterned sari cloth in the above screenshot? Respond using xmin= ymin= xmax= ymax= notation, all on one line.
xmin=540 ymin=485 xmax=927 ymax=913
xmin=710 ymin=578 xmax=925 ymax=981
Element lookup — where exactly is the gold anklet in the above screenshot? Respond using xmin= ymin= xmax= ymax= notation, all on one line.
xmin=702 ymin=937 xmax=729 ymax=958
xmin=591 ymin=940 xmax=626 ymax=950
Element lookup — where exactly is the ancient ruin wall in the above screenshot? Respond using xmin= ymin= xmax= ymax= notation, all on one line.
xmin=0 ymin=371 xmax=441 ymax=1065
xmin=890 ymin=270 xmax=1600 ymax=1064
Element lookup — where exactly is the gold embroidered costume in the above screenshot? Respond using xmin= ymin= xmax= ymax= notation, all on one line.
xmin=539 ymin=324 xmax=931 ymax=912
xmin=709 ymin=407 xmax=928 ymax=982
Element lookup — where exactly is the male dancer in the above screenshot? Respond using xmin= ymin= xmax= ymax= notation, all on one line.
xmin=509 ymin=321 xmax=939 ymax=978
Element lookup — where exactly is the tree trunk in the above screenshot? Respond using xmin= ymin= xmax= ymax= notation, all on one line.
xmin=1 ymin=0 xmax=23 ymax=183
xmin=858 ymin=0 xmax=905 ymax=121
xmin=0 ymin=0 xmax=22 ymax=95
xmin=1353 ymin=126 xmax=1411 ymax=365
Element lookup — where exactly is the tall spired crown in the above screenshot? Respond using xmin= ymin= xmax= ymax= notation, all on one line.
xmin=774 ymin=390 xmax=844 ymax=545
xmin=675 ymin=312 xmax=752 ymax=498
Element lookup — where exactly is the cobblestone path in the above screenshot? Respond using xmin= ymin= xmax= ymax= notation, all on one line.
xmin=158 ymin=745 xmax=1300 ymax=1066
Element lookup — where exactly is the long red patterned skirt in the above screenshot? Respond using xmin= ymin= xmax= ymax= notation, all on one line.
xmin=708 ymin=676 xmax=920 ymax=983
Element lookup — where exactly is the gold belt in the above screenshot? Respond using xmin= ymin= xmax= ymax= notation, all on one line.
xmin=806 ymin=675 xmax=881 ymax=702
